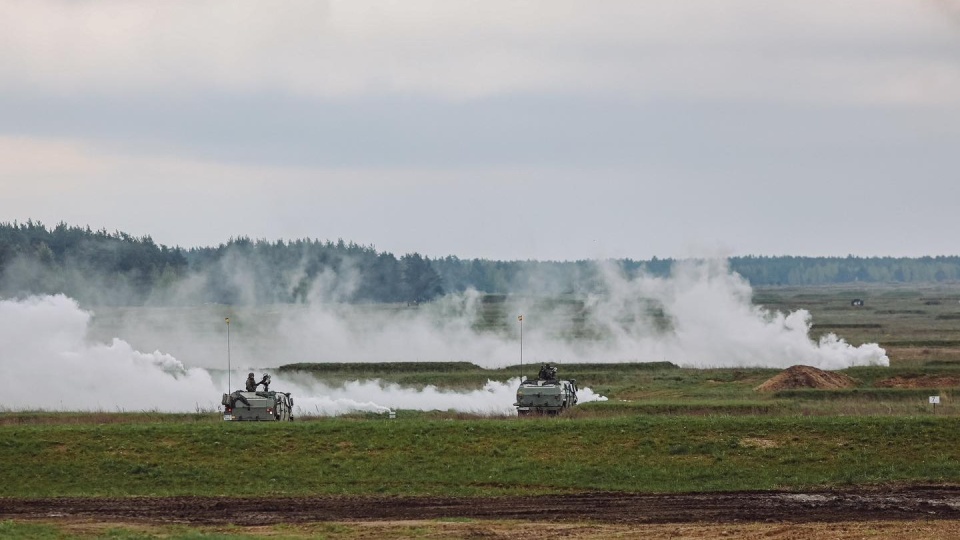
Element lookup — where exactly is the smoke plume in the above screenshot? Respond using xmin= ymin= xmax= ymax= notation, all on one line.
xmin=2 ymin=259 xmax=887 ymax=412
xmin=0 ymin=294 xmax=605 ymax=414
xmin=97 ymin=258 xmax=885 ymax=370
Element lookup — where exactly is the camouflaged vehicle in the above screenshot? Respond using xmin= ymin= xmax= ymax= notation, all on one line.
xmin=514 ymin=363 xmax=578 ymax=416
xmin=221 ymin=374 xmax=294 ymax=421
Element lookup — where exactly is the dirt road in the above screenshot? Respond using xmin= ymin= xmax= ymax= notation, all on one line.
xmin=3 ymin=487 xmax=960 ymax=526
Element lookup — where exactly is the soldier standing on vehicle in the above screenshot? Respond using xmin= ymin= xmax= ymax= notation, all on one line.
xmin=538 ymin=363 xmax=551 ymax=380
xmin=245 ymin=372 xmax=257 ymax=391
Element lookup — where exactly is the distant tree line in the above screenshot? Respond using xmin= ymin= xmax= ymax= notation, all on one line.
xmin=0 ymin=220 xmax=187 ymax=304
xmin=182 ymin=236 xmax=443 ymax=305
xmin=431 ymin=255 xmax=960 ymax=293
xmin=2 ymin=221 xmax=960 ymax=306
xmin=727 ymin=255 xmax=960 ymax=286
xmin=0 ymin=221 xmax=443 ymax=305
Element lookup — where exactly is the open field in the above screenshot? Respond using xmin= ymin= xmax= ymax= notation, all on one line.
xmin=756 ymin=283 xmax=960 ymax=355
xmin=5 ymin=416 xmax=960 ymax=498
xmin=7 ymin=284 xmax=960 ymax=537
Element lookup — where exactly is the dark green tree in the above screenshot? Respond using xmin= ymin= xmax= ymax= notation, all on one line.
xmin=400 ymin=253 xmax=444 ymax=303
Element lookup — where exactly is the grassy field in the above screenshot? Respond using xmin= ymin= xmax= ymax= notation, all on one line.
xmin=755 ymin=283 xmax=960 ymax=350
xmin=3 ymin=415 xmax=960 ymax=498
xmin=5 ymin=284 xmax=960 ymax=537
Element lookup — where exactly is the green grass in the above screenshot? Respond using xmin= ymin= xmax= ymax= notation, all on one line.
xmin=0 ymin=411 xmax=220 ymax=426
xmin=274 ymin=358 xmax=960 ymax=418
xmin=272 ymin=341 xmax=960 ymax=419
xmin=772 ymin=388 xmax=949 ymax=401
xmin=11 ymin=283 xmax=960 ymax=507
xmin=3 ymin=416 xmax=960 ymax=498
xmin=0 ymin=520 xmax=268 ymax=539
xmin=0 ymin=521 xmax=62 ymax=540
xmin=573 ymin=400 xmax=788 ymax=416
xmin=279 ymin=361 xmax=482 ymax=374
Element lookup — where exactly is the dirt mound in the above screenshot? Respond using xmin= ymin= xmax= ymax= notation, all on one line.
xmin=755 ymin=365 xmax=856 ymax=392
xmin=875 ymin=375 xmax=960 ymax=389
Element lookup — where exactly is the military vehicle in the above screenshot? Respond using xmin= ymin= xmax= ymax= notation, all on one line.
xmin=221 ymin=374 xmax=294 ymax=421
xmin=514 ymin=363 xmax=578 ymax=416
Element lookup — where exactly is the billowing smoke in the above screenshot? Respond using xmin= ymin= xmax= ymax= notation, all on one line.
xmin=283 ymin=376 xmax=607 ymax=416
xmin=0 ymin=294 xmax=605 ymax=413
xmin=2 ymin=259 xmax=887 ymax=412
xmin=87 ymin=260 xmax=887 ymax=372
xmin=560 ymin=259 xmax=889 ymax=370
xmin=1 ymin=294 xmax=216 ymax=411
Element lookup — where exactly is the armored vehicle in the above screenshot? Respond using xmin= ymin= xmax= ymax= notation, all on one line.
xmin=221 ymin=374 xmax=294 ymax=421
xmin=514 ymin=363 xmax=578 ymax=416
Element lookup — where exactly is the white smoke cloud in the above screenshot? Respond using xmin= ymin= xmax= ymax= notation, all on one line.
xmin=560 ymin=259 xmax=889 ymax=370
xmin=2 ymin=259 xmax=887 ymax=412
xmin=285 ymin=377 xmax=507 ymax=417
xmin=227 ymin=374 xmax=606 ymax=417
xmin=143 ymin=258 xmax=883 ymax=371
xmin=83 ymin=259 xmax=889 ymax=372
xmin=0 ymin=294 xmax=605 ymax=414
xmin=0 ymin=294 xmax=216 ymax=411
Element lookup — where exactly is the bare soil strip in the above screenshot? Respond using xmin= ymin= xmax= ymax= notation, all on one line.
xmin=34 ymin=519 xmax=960 ymax=540
xmin=4 ymin=487 xmax=960 ymax=526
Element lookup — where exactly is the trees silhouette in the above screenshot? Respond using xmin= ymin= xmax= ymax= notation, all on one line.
xmin=2 ymin=220 xmax=960 ymax=306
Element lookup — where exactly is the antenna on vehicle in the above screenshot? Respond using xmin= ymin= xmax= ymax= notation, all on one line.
xmin=518 ymin=314 xmax=523 ymax=380
xmin=225 ymin=317 xmax=231 ymax=393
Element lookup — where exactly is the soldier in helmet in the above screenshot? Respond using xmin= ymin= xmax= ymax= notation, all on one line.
xmin=245 ymin=372 xmax=258 ymax=392
xmin=538 ymin=363 xmax=551 ymax=380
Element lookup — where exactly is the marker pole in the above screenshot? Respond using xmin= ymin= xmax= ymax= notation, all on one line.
xmin=518 ymin=314 xmax=523 ymax=380
xmin=225 ymin=317 xmax=231 ymax=393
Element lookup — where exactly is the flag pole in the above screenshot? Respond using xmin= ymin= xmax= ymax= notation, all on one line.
xmin=518 ymin=314 xmax=523 ymax=380
xmin=225 ymin=317 xmax=231 ymax=393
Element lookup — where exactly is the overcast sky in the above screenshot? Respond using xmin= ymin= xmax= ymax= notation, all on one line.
xmin=0 ymin=0 xmax=958 ymax=261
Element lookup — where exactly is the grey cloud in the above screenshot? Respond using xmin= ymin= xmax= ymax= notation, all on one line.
xmin=2 ymin=92 xmax=957 ymax=171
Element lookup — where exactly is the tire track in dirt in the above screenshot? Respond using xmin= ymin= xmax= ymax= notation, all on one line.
xmin=4 ymin=487 xmax=960 ymax=525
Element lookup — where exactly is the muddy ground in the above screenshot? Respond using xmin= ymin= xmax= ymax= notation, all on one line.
xmin=4 ymin=487 xmax=960 ymax=526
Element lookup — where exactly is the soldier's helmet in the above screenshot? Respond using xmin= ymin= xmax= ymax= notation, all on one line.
xmin=248 ymin=372 xmax=254 ymax=377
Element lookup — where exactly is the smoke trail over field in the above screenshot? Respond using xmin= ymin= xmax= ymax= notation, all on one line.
xmin=281 ymin=376 xmax=607 ymax=416
xmin=566 ymin=259 xmax=889 ymax=370
xmin=3 ymin=259 xmax=887 ymax=411
xmin=0 ymin=295 xmax=606 ymax=413
xmin=1 ymin=295 xmax=216 ymax=411
xmin=86 ymin=259 xmax=887 ymax=372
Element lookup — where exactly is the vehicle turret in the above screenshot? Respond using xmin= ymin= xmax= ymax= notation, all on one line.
xmin=222 ymin=373 xmax=293 ymax=421
xmin=514 ymin=363 xmax=578 ymax=416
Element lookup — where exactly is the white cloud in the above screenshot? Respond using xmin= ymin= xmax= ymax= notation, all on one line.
xmin=2 ymin=2 xmax=959 ymax=260
xmin=0 ymin=135 xmax=566 ymax=254
xmin=1 ymin=0 xmax=958 ymax=105
xmin=0 ymin=136 xmax=105 ymax=181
